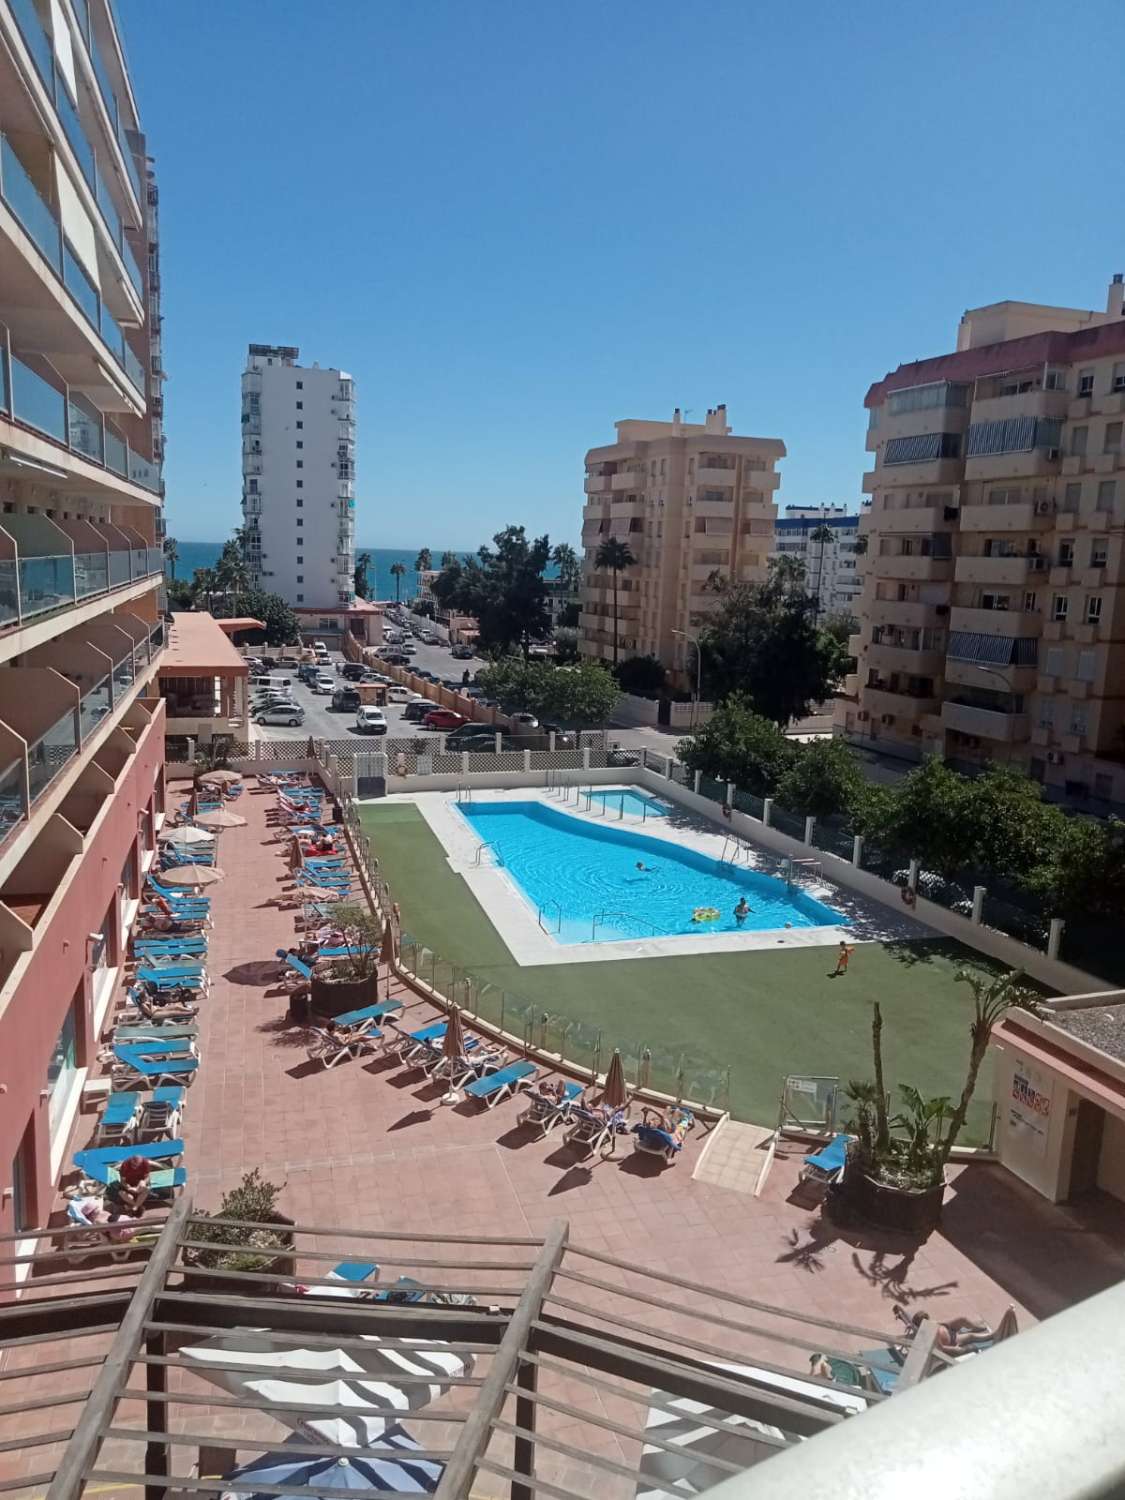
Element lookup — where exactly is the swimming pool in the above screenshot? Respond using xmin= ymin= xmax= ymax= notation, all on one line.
xmin=585 ymin=789 xmax=670 ymax=818
xmin=458 ymin=800 xmax=846 ymax=944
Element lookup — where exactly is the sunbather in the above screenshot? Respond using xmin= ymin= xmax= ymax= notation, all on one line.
xmin=894 ymin=1305 xmax=994 ymax=1351
xmin=105 ymin=1156 xmax=151 ymax=1218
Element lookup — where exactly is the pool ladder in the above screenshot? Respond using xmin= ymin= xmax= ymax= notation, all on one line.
xmin=590 ymin=909 xmax=662 ymax=942
xmin=537 ymin=898 xmax=562 ymax=934
xmin=472 ymin=841 xmax=504 ymax=868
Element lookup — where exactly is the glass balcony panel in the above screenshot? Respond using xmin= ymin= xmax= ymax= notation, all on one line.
xmin=18 ymin=554 xmax=76 ymax=617
xmin=1 ymin=135 xmax=62 ymax=272
xmin=72 ymin=0 xmax=91 ymax=45
xmin=63 ymin=241 xmax=99 ymax=328
xmin=147 ymin=546 xmax=162 ymax=575
xmin=10 ymin=356 xmax=67 ymax=441
xmin=104 ymin=425 xmax=127 ymax=475
xmin=116 ymin=121 xmax=141 ymax=200
xmin=55 ymin=80 xmax=96 ymax=191
xmin=121 ymin=237 xmax=143 ymax=297
xmin=8 ymin=0 xmax=54 ymax=93
xmin=122 ymin=339 xmax=145 ymax=391
xmin=80 ymin=673 xmax=111 ymax=738
xmin=1 ymin=347 xmax=8 ymax=414
xmin=0 ymin=561 xmax=17 ymax=626
xmin=95 ymin=163 xmax=122 ymax=248
xmin=149 ymin=620 xmax=164 ymax=652
xmin=107 ymin=549 xmax=130 ymax=587
xmin=99 ymin=304 xmax=125 ymax=363
xmin=90 ymin=35 xmax=118 ymax=130
xmin=28 ymin=708 xmax=78 ymax=802
xmin=74 ymin=551 xmax=108 ymax=597
xmin=128 ymin=450 xmax=160 ymax=492
xmin=113 ymin=652 xmax=134 ymax=694
xmin=0 ymin=757 xmax=28 ymax=845
xmin=131 ymin=547 xmax=146 ymax=578
xmin=68 ymin=393 xmax=104 ymax=462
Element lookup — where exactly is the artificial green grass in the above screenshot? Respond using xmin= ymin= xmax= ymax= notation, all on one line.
xmin=360 ymin=803 xmax=1011 ymax=1134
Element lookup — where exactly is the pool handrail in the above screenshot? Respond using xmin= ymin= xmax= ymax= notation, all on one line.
xmin=472 ymin=839 xmax=504 ymax=868
xmin=590 ymin=908 xmax=663 ymax=942
xmin=537 ymin=897 xmax=562 ymax=934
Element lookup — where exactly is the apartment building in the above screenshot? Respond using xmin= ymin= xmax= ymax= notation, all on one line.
xmin=579 ymin=405 xmax=784 ymax=679
xmin=0 ymin=0 xmax=167 ymax=1237
xmin=837 ymin=275 xmax=1125 ymax=807
xmin=774 ymin=504 xmax=864 ymax=617
xmin=241 ymin=345 xmax=356 ymax=611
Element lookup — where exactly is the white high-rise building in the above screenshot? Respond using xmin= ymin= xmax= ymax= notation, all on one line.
xmin=773 ymin=504 xmax=864 ymax=616
xmin=241 ymin=345 xmax=356 ymax=609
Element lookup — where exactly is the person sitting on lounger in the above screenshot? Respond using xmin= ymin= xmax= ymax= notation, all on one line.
xmin=533 ymin=1077 xmax=567 ymax=1103
xmin=895 ymin=1306 xmax=993 ymax=1351
xmin=105 ymin=1156 xmax=151 ymax=1218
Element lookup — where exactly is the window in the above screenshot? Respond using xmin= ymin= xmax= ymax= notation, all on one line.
xmin=296 ymin=556 xmax=303 ymax=565
xmin=1078 ymin=370 xmax=1094 ymax=397
xmin=296 ymin=497 xmax=303 ymax=508
xmin=296 ymin=440 xmax=304 ymax=449
xmin=1065 ymin=482 xmax=1082 ymax=509
xmin=1038 ymin=700 xmax=1054 ymax=728
xmin=296 ymin=575 xmax=303 ymax=584
xmin=1114 ymin=362 xmax=1125 ymax=393
xmin=296 ymin=480 xmax=303 ymax=488
xmin=981 ymin=592 xmax=1011 ymax=611
xmin=296 ymin=400 xmax=303 ymax=409
xmin=1045 ymin=646 xmax=1065 ymax=676
xmin=1092 ymin=539 xmax=1108 ymax=567
xmin=1071 ymin=426 xmax=1088 ymax=456
xmin=1104 ymin=422 xmax=1122 ymax=454
xmin=46 ymin=1003 xmax=78 ymax=1134
xmin=1052 ymin=595 xmax=1069 ymax=620
xmin=296 ymin=518 xmax=303 ymax=527
xmin=296 ymin=420 xmax=303 ymax=429
xmin=966 ymin=417 xmax=1061 ymax=456
xmin=882 ymin=432 xmax=962 ymax=464
xmin=1095 ymin=773 xmax=1114 ymax=799
xmin=1058 ymin=539 xmax=1074 ymax=565
xmin=1097 ymin=480 xmax=1116 ymax=512
xmin=296 ymin=593 xmax=304 ymax=602
xmin=1086 ymin=596 xmax=1102 ymax=623
xmin=296 ymin=460 xmax=303 ymax=469
xmin=1069 ymin=706 xmax=1088 ymax=736
xmin=886 ymin=382 xmax=968 ymax=415
xmin=1076 ymin=650 xmax=1096 ymax=682
xmin=296 ymin=381 xmax=303 ymax=390
xmin=1023 ymin=591 xmax=1038 ymax=613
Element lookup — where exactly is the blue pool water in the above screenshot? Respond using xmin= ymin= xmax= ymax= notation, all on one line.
xmin=459 ymin=801 xmax=846 ymax=944
xmin=586 ymin=789 xmax=670 ymax=818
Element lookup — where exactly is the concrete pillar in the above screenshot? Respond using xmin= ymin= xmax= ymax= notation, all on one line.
xmin=852 ymin=833 xmax=864 ymax=867
xmin=523 ymin=749 xmax=532 ymax=771
xmin=972 ymin=885 xmax=986 ymax=924
xmin=549 ymin=731 xmax=556 ymax=752
xmin=438 ymin=734 xmax=447 ymax=754
xmin=762 ymin=798 xmax=773 ymax=828
xmin=1048 ymin=917 xmax=1065 ymax=960
xmin=908 ymin=857 xmax=920 ymax=892
xmin=693 ymin=769 xmax=702 ymax=795
xmin=461 ymin=751 xmax=469 ymax=774
xmin=725 ymin=782 xmax=735 ymax=807
xmin=804 ymin=815 xmax=815 ymax=845
xmin=494 ymin=731 xmax=503 ymax=754
xmin=582 ymin=747 xmax=591 ymax=770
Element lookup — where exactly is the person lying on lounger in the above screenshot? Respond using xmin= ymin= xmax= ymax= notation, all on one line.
xmin=894 ymin=1304 xmax=994 ymax=1350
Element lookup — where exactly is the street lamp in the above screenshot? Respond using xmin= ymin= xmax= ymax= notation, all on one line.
xmin=672 ymin=628 xmax=702 ymax=730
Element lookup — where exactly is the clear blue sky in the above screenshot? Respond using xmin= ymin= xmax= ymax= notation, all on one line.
xmin=119 ymin=0 xmax=1124 ymax=548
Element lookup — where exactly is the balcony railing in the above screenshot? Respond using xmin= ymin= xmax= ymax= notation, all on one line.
xmin=74 ymin=551 xmax=109 ymax=597
xmin=10 ymin=355 xmax=67 ymax=442
xmin=0 ymin=756 xmax=28 ymax=846
xmin=27 ymin=707 xmax=79 ymax=803
xmin=0 ymin=544 xmax=162 ymax=631
xmin=79 ymin=673 xmax=112 ymax=738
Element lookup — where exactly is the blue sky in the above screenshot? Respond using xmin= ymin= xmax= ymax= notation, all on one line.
xmin=120 ymin=0 xmax=1124 ymax=548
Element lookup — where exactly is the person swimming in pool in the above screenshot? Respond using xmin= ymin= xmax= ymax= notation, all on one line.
xmin=734 ymin=897 xmax=752 ymax=924
xmin=635 ymin=861 xmax=655 ymax=873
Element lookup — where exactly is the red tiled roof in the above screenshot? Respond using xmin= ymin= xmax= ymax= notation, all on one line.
xmin=865 ymin=317 xmax=1125 ymax=407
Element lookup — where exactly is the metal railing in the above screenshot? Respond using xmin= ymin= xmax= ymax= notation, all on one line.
xmin=537 ymin=897 xmax=562 ymax=933
xmin=591 ymin=908 xmax=663 ymax=942
xmin=27 ymin=707 xmax=78 ymax=802
xmin=472 ymin=840 xmax=504 ymax=867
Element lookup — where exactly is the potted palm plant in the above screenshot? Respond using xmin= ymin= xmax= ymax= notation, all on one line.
xmin=836 ymin=970 xmax=1035 ymax=1234
xmin=309 ymin=902 xmax=383 ymax=1017
xmin=183 ymin=1169 xmax=295 ymax=1293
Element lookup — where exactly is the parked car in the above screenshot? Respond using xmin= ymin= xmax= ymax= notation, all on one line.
xmin=607 ymin=746 xmax=641 ymax=766
xmin=386 ymin=686 xmax=422 ymax=704
xmin=297 ymin=664 xmax=320 ymax=685
xmin=419 ymin=631 xmax=439 ymax=645
xmin=341 ymin=661 xmax=365 ymax=681
xmin=413 ymin=669 xmax=436 ymax=681
xmin=332 ymin=686 xmax=361 ymax=712
xmin=355 ymin=706 xmax=388 ymax=735
xmin=400 ymin=641 xmax=418 ymax=655
xmin=446 ymin=726 xmax=514 ymax=750
xmin=450 ymin=644 xmax=475 ymax=660
xmin=423 ymin=708 xmax=466 ymax=731
xmin=313 ymin=673 xmax=335 ymax=694
xmin=313 ymin=640 xmax=328 ymax=657
xmin=382 ymin=650 xmax=409 ymax=665
xmin=402 ymin=699 xmax=433 ymax=722
xmin=278 ymin=655 xmax=300 ymax=668
xmin=256 ymin=705 xmax=305 ymax=727
xmin=360 ymin=671 xmax=383 ymax=684
xmin=509 ymin=712 xmax=540 ymax=730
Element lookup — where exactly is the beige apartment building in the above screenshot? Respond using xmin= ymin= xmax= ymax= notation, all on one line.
xmin=837 ymin=275 xmax=1125 ymax=808
xmin=579 ymin=405 xmax=784 ymax=680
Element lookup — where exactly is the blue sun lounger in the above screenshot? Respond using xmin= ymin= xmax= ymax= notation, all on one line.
xmin=74 ymin=1139 xmax=185 ymax=1182
xmin=96 ymin=1091 xmax=141 ymax=1143
xmin=801 ymin=1132 xmax=850 ymax=1184
xmin=282 ymin=954 xmax=314 ymax=983
xmin=114 ymin=1022 xmax=199 ymax=1044
xmin=113 ymin=1036 xmax=194 ymax=1061
xmin=135 ymin=964 xmax=206 ymax=986
xmin=333 ymin=998 xmax=402 ymax=1028
xmin=111 ymin=1051 xmax=199 ymax=1089
xmin=463 ymin=1060 xmax=537 ymax=1109
xmin=99 ymin=1087 xmax=186 ymax=1143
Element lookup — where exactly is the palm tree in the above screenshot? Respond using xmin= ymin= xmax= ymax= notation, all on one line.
xmin=354 ymin=551 xmax=373 ymax=600
xmin=162 ymin=536 xmax=179 ymax=580
xmin=551 ymin=542 xmax=580 ymax=593
xmin=389 ymin=561 xmax=406 ymax=604
xmin=593 ymin=537 xmax=637 ymax=667
xmin=414 ymin=547 xmax=432 ymax=579
xmin=193 ymin=567 xmax=217 ymax=612
xmin=216 ymin=550 xmax=249 ymax=613
xmin=440 ymin=550 xmax=459 ymax=569
xmin=939 ymin=968 xmax=1036 ymax=1167
xmin=809 ymin=524 xmax=835 ymax=622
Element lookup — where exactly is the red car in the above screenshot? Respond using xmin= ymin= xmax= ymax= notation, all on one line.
xmin=423 ymin=708 xmax=467 ymax=730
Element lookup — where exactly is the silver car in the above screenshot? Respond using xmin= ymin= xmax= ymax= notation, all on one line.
xmin=256 ymin=704 xmax=305 ymax=727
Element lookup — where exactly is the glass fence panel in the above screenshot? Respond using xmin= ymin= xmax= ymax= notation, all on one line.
xmin=18 ymin=554 xmax=75 ymax=617
xmin=129 ymin=451 xmax=161 ymax=492
xmin=117 ymin=121 xmax=142 ymax=201
xmin=68 ymin=394 xmax=104 ymax=462
xmin=11 ymin=356 xmax=66 ymax=441
xmin=9 ymin=0 xmax=54 ymax=91
xmin=1 ymin=135 xmax=61 ymax=271
xmin=113 ymin=653 xmax=135 ymax=694
xmin=149 ymin=620 xmax=164 ymax=651
xmin=0 ymin=757 xmax=28 ymax=845
xmin=55 ymin=80 xmax=96 ymax=190
xmin=91 ymin=33 xmax=118 ymax=129
xmin=108 ymin=549 xmax=130 ymax=586
xmin=131 ymin=548 xmax=147 ymax=578
xmin=147 ymin=547 xmax=163 ymax=575
xmin=94 ymin=163 xmax=122 ymax=246
xmin=80 ymin=674 xmax=111 ymax=739
xmin=99 ymin=305 xmax=126 ymax=364
xmin=122 ymin=340 xmax=145 ymax=391
xmin=63 ymin=241 xmax=99 ymax=327
xmin=28 ymin=709 xmax=78 ymax=801
xmin=121 ymin=237 xmax=143 ymax=297
xmin=0 ymin=561 xmax=18 ymax=625
xmin=74 ymin=551 xmax=108 ymax=596
xmin=104 ymin=427 xmax=127 ymax=475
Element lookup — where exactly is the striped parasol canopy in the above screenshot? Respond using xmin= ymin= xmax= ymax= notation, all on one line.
xmin=158 ymin=824 xmax=214 ymax=845
xmin=159 ymin=863 xmax=225 ymax=887
xmin=201 ymin=768 xmax=242 ymax=785
xmin=221 ymin=1428 xmax=442 ymax=1496
xmin=195 ymin=808 xmax=248 ymax=829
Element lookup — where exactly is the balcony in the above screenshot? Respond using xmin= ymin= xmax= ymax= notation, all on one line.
xmin=870 ymin=505 xmax=957 ymax=535
xmin=958 ymin=500 xmax=1055 ymax=533
xmin=963 ymin=448 xmax=1062 ymax=483
xmin=944 ymin=658 xmax=1040 ymax=694
xmin=862 ymin=684 xmax=937 ymax=719
xmin=942 ymin=700 xmax=1030 ymax=743
xmin=611 ymin=470 xmax=645 ymax=492
xmin=866 ymin=599 xmax=950 ymax=630
xmin=865 ymin=641 xmax=946 ymax=676
xmin=948 ymin=604 xmax=1033 ymax=637
xmin=871 ymin=554 xmax=953 ymax=582
xmin=970 ymin=388 xmax=1070 ymax=424
xmin=954 ymin=554 xmax=1046 ymax=586
xmin=584 ymin=474 xmax=612 ymax=494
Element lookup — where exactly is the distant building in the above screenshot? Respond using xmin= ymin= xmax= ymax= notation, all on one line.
xmin=241 ymin=345 xmax=356 ymax=610
xmin=774 ymin=505 xmax=864 ymax=617
xmin=579 ymin=406 xmax=784 ymax=679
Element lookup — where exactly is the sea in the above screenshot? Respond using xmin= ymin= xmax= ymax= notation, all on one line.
xmin=168 ymin=542 xmax=460 ymax=602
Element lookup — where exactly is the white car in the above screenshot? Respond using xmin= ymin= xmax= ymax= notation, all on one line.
xmin=385 ymin=686 xmax=422 ymax=704
xmin=355 ymin=706 xmax=388 ymax=735
xmin=256 ymin=704 xmax=305 ymax=727
xmin=313 ymin=674 xmax=335 ymax=694
xmin=510 ymin=712 xmax=540 ymax=729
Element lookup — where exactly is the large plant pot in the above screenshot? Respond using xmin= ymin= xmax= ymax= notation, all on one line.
xmin=311 ymin=971 xmax=379 ymax=1019
xmin=182 ymin=1212 xmax=296 ymax=1295
xmin=841 ymin=1171 xmax=946 ymax=1236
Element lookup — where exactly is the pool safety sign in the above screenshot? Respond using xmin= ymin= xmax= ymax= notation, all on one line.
xmin=1009 ymin=1059 xmax=1053 ymax=1158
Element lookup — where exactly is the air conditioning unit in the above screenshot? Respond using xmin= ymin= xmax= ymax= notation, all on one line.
xmin=1047 ymin=751 xmax=1065 ymax=765
xmin=1035 ymin=500 xmax=1054 ymax=515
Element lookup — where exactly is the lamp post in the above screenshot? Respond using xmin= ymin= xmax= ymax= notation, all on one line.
xmin=672 ymin=628 xmax=702 ymax=730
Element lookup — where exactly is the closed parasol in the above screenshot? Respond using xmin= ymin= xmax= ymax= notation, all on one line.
xmin=602 ymin=1050 xmax=629 ymax=1111
xmin=439 ymin=1007 xmax=466 ymax=1104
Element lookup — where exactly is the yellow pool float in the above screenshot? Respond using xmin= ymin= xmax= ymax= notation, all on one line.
xmin=692 ymin=906 xmax=721 ymax=923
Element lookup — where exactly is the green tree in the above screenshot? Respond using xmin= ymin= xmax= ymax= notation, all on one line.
xmin=353 ymin=551 xmax=373 ymax=600
xmin=884 ymin=755 xmax=976 ymax=877
xmin=414 ymin=547 xmax=432 ymax=578
xmin=676 ymin=693 xmax=794 ymax=794
xmin=1024 ymin=814 xmax=1125 ymax=918
xmin=551 ymin=541 xmax=581 ymax=593
xmin=162 ymin=536 xmax=179 ymax=579
xmin=215 ymin=543 xmax=250 ymax=612
xmin=231 ymin=588 xmax=300 ymax=646
xmin=389 ymin=561 xmax=406 ymax=604
xmin=558 ymin=600 xmax=580 ymax=628
xmin=166 ymin=578 xmax=194 ymax=610
xmin=540 ymin=660 xmax=619 ymax=726
xmin=940 ymin=970 xmax=1036 ymax=1168
xmin=593 ymin=538 xmax=637 ymax=667
xmin=193 ymin=567 xmax=217 ymax=612
xmin=808 ymin=524 xmax=835 ymax=620
xmin=698 ymin=571 xmax=845 ymax=724
xmin=441 ymin=526 xmax=552 ymax=657
xmin=820 ymin=610 xmax=859 ymax=646
xmin=965 ymin=767 xmax=1060 ymax=880
xmin=615 ymin=654 xmax=666 ymax=695
xmin=440 ymin=550 xmax=459 ymax=569
xmin=775 ymin=737 xmax=866 ymax=819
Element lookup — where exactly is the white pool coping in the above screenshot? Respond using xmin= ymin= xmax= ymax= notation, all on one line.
xmin=376 ymin=786 xmax=933 ymax=967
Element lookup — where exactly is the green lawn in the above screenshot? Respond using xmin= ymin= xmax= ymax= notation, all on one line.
xmin=360 ymin=803 xmax=1020 ymax=1136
